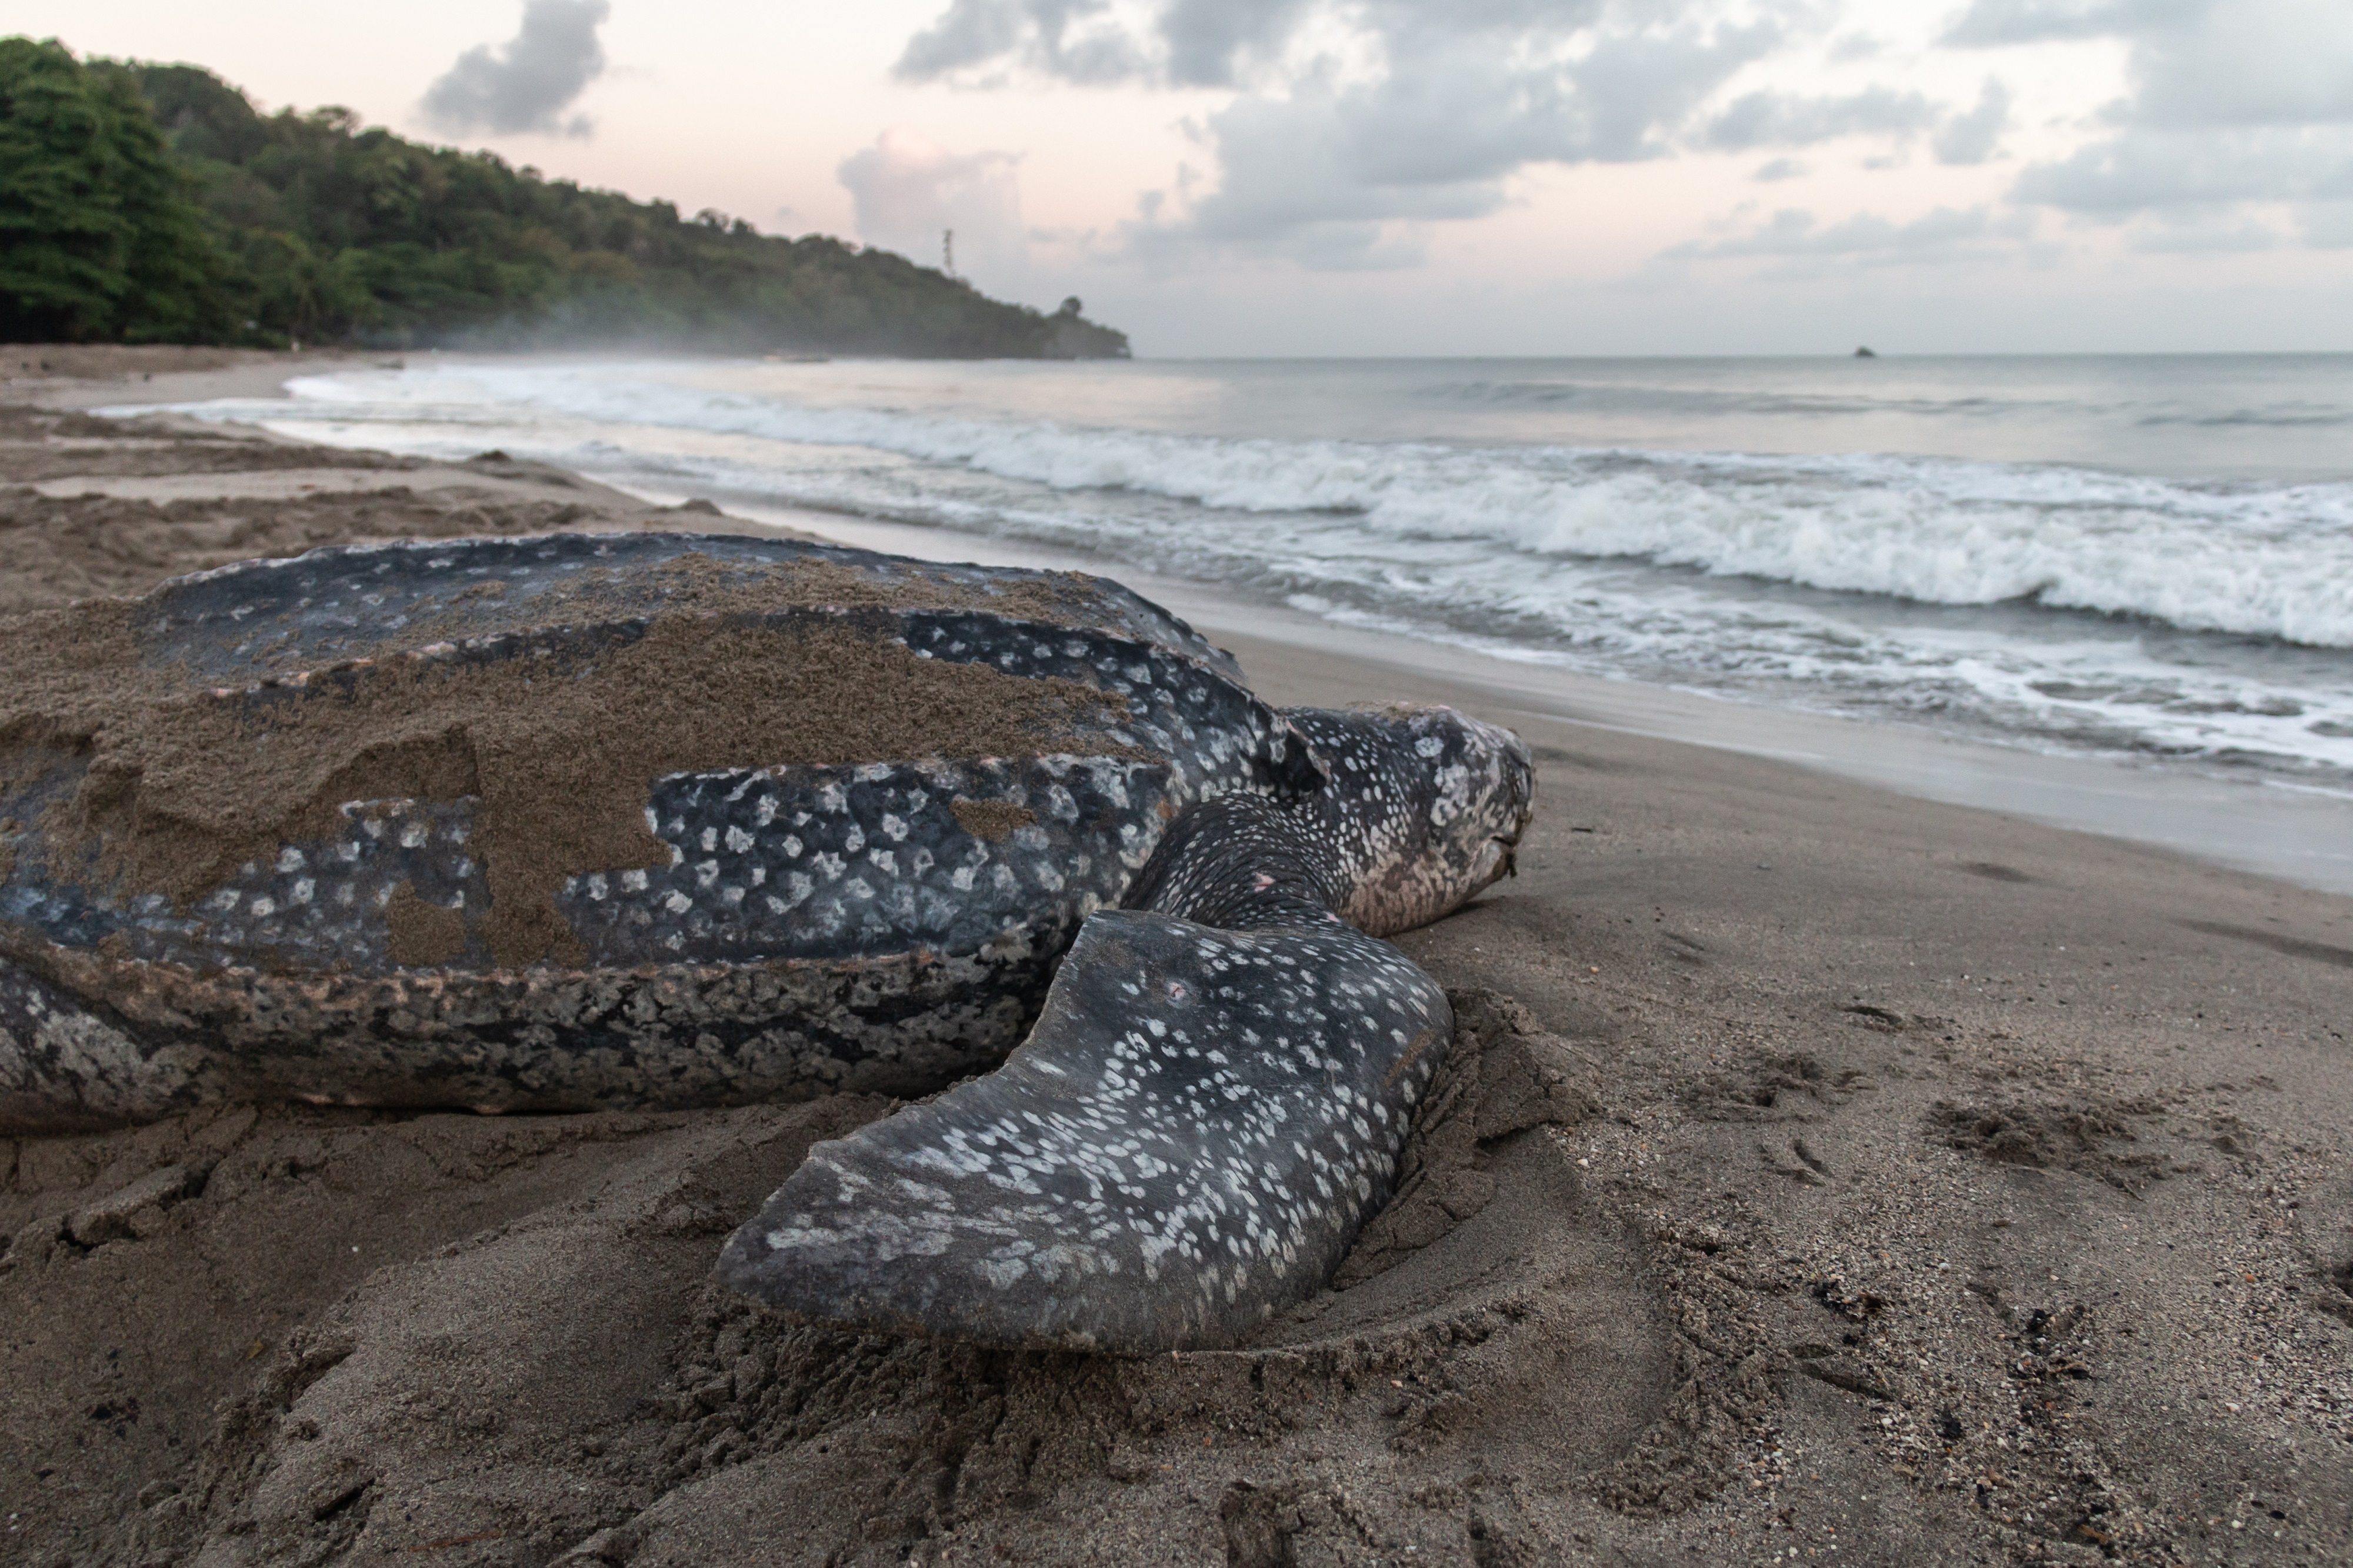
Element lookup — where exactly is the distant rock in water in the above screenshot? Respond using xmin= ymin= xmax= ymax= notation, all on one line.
xmin=1854 ymin=346 xmax=1878 ymax=358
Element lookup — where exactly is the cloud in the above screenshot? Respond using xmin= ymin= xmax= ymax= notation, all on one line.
xmin=894 ymin=0 xmax=1628 ymax=94
xmin=1962 ymin=0 xmax=2353 ymax=228
xmin=2127 ymin=215 xmax=2282 ymax=252
xmin=1940 ymin=0 xmax=2205 ymax=47
xmin=1074 ymin=1 xmax=1779 ymax=267
xmin=1697 ymin=78 xmax=2011 ymax=166
xmin=894 ymin=0 xmax=1148 ymax=85
xmin=838 ymin=129 xmax=1031 ymax=279
xmin=886 ymin=0 xmax=2075 ymax=272
xmin=2014 ymin=128 xmax=2353 ymax=212
xmin=1949 ymin=1 xmax=2353 ymax=132
xmin=1702 ymin=86 xmax=1938 ymax=151
xmin=1161 ymin=0 xmax=1318 ymax=87
xmin=1752 ymin=156 xmax=1806 ymax=182
xmin=420 ymin=0 xmax=609 ymax=138
xmin=2302 ymin=201 xmax=2353 ymax=248
xmin=1648 ymin=202 xmax=2069 ymax=287
xmin=1678 ymin=205 xmax=2007 ymax=261
xmin=1932 ymin=78 xmax=2012 ymax=164
xmin=1121 ymin=64 xmax=1508 ymax=272
xmin=2126 ymin=1 xmax=2353 ymax=131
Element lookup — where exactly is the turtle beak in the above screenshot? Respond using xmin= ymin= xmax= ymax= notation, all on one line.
xmin=1474 ymin=830 xmax=1519 ymax=891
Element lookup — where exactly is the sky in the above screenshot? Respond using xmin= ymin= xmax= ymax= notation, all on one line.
xmin=13 ymin=0 xmax=2353 ymax=356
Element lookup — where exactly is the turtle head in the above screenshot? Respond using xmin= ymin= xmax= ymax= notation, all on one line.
xmin=1284 ymin=705 xmax=1535 ymax=937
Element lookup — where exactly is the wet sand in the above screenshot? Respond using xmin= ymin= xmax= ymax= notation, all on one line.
xmin=1 ymin=349 xmax=2348 ymax=1567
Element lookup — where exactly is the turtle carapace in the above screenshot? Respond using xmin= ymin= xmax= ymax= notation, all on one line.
xmin=0 ymin=531 xmax=1533 ymax=1350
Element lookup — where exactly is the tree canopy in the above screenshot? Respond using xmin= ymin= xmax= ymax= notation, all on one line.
xmin=0 ymin=38 xmax=1129 ymax=358
xmin=0 ymin=39 xmax=235 ymax=342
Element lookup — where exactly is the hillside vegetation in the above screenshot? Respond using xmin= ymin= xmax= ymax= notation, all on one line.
xmin=0 ymin=37 xmax=1128 ymax=358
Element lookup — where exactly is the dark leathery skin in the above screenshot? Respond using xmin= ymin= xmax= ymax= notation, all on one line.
xmin=4 ymin=605 xmax=1312 ymax=974
xmin=1285 ymin=706 xmax=1534 ymax=935
xmin=0 ymin=534 xmax=1328 ymax=1129
xmin=2 ymin=530 xmax=1542 ymax=1359
xmin=713 ymin=713 xmax=1534 ymax=1351
xmin=0 ymin=959 xmax=186 ymax=1133
xmin=4 ymin=933 xmax=1055 ymax=1120
xmin=714 ymin=909 xmax=1449 ymax=1352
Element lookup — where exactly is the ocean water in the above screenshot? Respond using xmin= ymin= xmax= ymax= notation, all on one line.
xmin=163 ymin=353 xmax=2353 ymax=792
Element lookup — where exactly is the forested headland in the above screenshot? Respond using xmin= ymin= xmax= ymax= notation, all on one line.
xmin=0 ymin=37 xmax=1129 ymax=358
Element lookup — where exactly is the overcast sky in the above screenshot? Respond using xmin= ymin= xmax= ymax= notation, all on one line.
xmin=15 ymin=0 xmax=2353 ymax=355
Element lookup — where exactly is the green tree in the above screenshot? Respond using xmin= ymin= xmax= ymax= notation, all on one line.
xmin=0 ymin=37 xmax=1129 ymax=356
xmin=0 ymin=38 xmax=233 ymax=341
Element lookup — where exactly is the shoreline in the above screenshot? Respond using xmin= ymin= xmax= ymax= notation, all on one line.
xmin=88 ymin=348 xmax=2353 ymax=900
xmin=5 ymin=351 xmax=2347 ymax=1567
xmin=723 ymin=502 xmax=2353 ymax=901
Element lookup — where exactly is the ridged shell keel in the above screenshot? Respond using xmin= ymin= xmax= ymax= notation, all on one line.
xmin=0 ymin=958 xmax=225 ymax=1133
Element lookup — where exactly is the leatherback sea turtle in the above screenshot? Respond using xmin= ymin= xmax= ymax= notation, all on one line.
xmin=0 ymin=531 xmax=1532 ymax=1350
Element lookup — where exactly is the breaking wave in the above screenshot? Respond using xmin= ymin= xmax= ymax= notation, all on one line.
xmin=159 ymin=358 xmax=2353 ymax=780
xmin=285 ymin=365 xmax=2353 ymax=648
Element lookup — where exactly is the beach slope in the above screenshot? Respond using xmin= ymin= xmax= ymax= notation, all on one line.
xmin=1 ymin=352 xmax=2347 ymax=1567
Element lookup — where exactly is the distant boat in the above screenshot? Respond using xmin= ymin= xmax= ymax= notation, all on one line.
xmin=1854 ymin=346 xmax=1878 ymax=358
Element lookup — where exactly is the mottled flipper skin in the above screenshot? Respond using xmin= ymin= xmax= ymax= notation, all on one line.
xmin=0 ymin=962 xmax=178 ymax=1133
xmin=718 ymin=710 xmax=1534 ymax=1352
xmin=715 ymin=912 xmax=1449 ymax=1350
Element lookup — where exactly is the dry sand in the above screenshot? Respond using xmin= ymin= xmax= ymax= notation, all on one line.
xmin=1 ymin=349 xmax=2348 ymax=1567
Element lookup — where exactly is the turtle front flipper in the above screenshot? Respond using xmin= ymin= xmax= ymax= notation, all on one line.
xmin=0 ymin=959 xmax=219 ymax=1133
xmin=716 ymin=707 xmax=1532 ymax=1352
xmin=714 ymin=906 xmax=1449 ymax=1351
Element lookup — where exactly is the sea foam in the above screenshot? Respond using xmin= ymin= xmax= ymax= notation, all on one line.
xmin=191 ymin=361 xmax=2353 ymax=782
xmin=328 ymin=364 xmax=2353 ymax=650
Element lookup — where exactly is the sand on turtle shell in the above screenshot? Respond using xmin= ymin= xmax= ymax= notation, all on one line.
xmin=0 ymin=489 xmax=620 ymax=614
xmin=285 ymin=551 xmax=1161 ymax=688
xmin=383 ymin=880 xmax=468 ymax=967
xmin=2 ymin=592 xmax=1134 ymax=968
xmin=1 ymin=405 xmax=1173 ymax=973
xmin=946 ymin=798 xmax=1038 ymax=842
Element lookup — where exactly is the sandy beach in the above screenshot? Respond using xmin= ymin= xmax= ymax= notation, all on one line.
xmin=2 ymin=350 xmax=2348 ymax=1567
